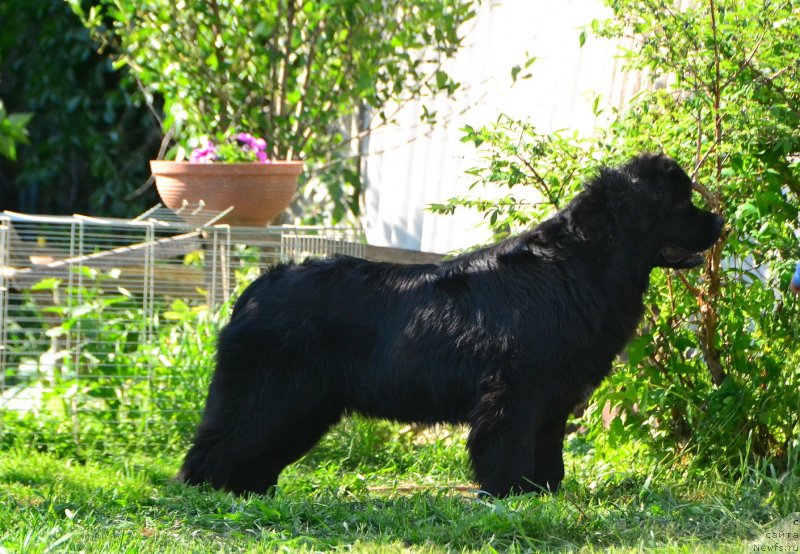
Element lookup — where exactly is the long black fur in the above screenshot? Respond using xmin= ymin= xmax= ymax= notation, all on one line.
xmin=179 ymin=154 xmax=724 ymax=497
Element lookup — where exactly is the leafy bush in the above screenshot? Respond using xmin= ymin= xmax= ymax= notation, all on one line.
xmin=433 ymin=0 xmax=800 ymax=470
xmin=71 ymin=0 xmax=479 ymax=223
xmin=0 ymin=0 xmax=161 ymax=217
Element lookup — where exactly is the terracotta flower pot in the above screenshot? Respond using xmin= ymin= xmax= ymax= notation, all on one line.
xmin=150 ymin=161 xmax=303 ymax=227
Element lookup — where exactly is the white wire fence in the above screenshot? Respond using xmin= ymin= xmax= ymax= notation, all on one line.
xmin=0 ymin=205 xmax=364 ymax=453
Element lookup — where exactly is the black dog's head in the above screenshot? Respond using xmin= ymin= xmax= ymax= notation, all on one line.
xmin=619 ymin=154 xmax=725 ymax=269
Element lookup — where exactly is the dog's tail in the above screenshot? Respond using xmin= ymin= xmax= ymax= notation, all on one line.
xmin=176 ymin=424 xmax=231 ymax=489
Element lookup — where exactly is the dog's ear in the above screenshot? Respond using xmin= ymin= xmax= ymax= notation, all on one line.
xmin=624 ymin=153 xmax=681 ymax=181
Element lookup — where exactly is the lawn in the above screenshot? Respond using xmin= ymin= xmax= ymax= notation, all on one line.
xmin=1 ymin=419 xmax=797 ymax=553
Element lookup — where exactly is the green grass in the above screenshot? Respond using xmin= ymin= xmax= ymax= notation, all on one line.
xmin=1 ymin=419 xmax=798 ymax=553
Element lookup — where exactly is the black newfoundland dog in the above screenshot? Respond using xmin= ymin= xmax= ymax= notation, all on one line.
xmin=180 ymin=154 xmax=724 ymax=497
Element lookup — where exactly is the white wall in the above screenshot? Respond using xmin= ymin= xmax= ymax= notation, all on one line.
xmin=363 ymin=0 xmax=644 ymax=254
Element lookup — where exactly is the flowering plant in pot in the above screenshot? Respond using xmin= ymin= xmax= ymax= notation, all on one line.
xmin=150 ymin=132 xmax=303 ymax=227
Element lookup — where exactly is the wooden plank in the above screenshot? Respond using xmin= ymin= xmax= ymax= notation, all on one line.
xmin=364 ymin=244 xmax=444 ymax=265
xmin=6 ymin=231 xmax=204 ymax=289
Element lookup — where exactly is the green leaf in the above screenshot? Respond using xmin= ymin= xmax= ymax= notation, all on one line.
xmin=31 ymin=278 xmax=61 ymax=291
xmin=435 ymin=70 xmax=449 ymax=90
xmin=205 ymin=52 xmax=218 ymax=71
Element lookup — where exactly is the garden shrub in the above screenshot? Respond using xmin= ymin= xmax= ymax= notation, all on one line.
xmin=0 ymin=0 xmax=160 ymax=217
xmin=433 ymin=0 xmax=800 ymax=470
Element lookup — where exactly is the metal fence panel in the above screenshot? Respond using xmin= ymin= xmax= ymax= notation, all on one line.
xmin=0 ymin=207 xmax=364 ymax=452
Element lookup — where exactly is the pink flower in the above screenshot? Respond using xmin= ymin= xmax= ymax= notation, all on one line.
xmin=236 ymin=132 xmax=255 ymax=146
xmin=237 ymin=133 xmax=269 ymax=163
xmin=189 ymin=140 xmax=218 ymax=163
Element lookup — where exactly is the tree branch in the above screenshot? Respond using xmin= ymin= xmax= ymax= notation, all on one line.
xmin=208 ymin=0 xmax=230 ymax=130
xmin=277 ymin=0 xmax=298 ymax=155
xmin=288 ymin=16 xmax=325 ymax=160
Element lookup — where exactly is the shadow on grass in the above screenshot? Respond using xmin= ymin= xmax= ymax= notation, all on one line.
xmin=137 ymin=477 xmax=769 ymax=552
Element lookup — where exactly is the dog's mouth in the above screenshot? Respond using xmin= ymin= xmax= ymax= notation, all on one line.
xmin=655 ymin=244 xmax=706 ymax=269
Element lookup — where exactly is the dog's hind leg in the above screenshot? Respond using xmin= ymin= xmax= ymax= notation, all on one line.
xmin=180 ymin=353 xmax=344 ymax=495
xmin=222 ymin=403 xmax=344 ymax=495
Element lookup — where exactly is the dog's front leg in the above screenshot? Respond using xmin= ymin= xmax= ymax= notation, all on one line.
xmin=467 ymin=404 xmax=540 ymax=498
xmin=529 ymin=406 xmax=571 ymax=493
